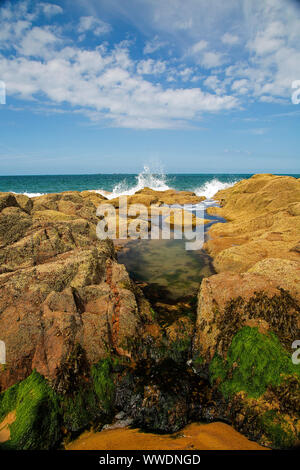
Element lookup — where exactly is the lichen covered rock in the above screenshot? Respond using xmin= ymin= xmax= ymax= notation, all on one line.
xmin=0 ymin=190 xmax=154 ymax=393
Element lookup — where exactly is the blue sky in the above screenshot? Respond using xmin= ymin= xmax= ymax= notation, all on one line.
xmin=0 ymin=0 xmax=300 ymax=174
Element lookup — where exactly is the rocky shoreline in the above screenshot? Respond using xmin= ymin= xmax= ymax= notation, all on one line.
xmin=0 ymin=174 xmax=299 ymax=450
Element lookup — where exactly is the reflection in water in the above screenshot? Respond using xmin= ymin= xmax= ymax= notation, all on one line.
xmin=117 ymin=204 xmax=224 ymax=325
xmin=118 ymin=237 xmax=215 ymax=325
xmin=118 ymin=237 xmax=214 ymax=302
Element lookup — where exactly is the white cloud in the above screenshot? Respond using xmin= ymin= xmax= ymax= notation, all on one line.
xmin=247 ymin=21 xmax=285 ymax=56
xmin=178 ymin=68 xmax=194 ymax=82
xmin=219 ymin=0 xmax=300 ymax=103
xmin=78 ymin=16 xmax=112 ymax=37
xmin=231 ymin=79 xmax=249 ymax=95
xmin=0 ymin=19 xmax=30 ymax=45
xmin=221 ymin=33 xmax=239 ymax=45
xmin=204 ymin=75 xmax=226 ymax=95
xmin=188 ymin=40 xmax=226 ymax=69
xmin=260 ymin=95 xmax=287 ymax=104
xmin=2 ymin=0 xmax=300 ymax=130
xmin=200 ymin=51 xmax=225 ymax=68
xmin=0 ymin=3 xmax=238 ymax=130
xmin=39 ymin=3 xmax=63 ymax=17
xmin=99 ymin=0 xmax=239 ymax=44
xmin=17 ymin=26 xmax=60 ymax=57
xmin=98 ymin=0 xmax=300 ymax=102
xmin=190 ymin=40 xmax=208 ymax=54
xmin=137 ymin=59 xmax=166 ymax=75
xmin=143 ymin=35 xmax=165 ymax=54
xmin=173 ymin=18 xmax=193 ymax=31
xmin=1 ymin=47 xmax=238 ymax=128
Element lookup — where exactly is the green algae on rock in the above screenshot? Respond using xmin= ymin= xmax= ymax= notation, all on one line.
xmin=207 ymin=325 xmax=300 ymax=449
xmin=91 ymin=358 xmax=115 ymax=414
xmin=209 ymin=326 xmax=300 ymax=398
xmin=0 ymin=370 xmax=61 ymax=450
xmin=0 ymin=354 xmax=121 ymax=450
xmin=194 ymin=269 xmax=300 ymax=448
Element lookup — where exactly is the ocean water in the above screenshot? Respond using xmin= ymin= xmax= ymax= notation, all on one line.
xmin=0 ymin=167 xmax=298 ymax=200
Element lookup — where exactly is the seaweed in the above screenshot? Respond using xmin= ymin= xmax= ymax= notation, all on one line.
xmin=260 ymin=410 xmax=296 ymax=449
xmin=0 ymin=370 xmax=61 ymax=450
xmin=0 ymin=352 xmax=118 ymax=449
xmin=216 ymin=290 xmax=300 ymax=356
xmin=91 ymin=358 xmax=115 ymax=413
xmin=210 ymin=326 xmax=300 ymax=399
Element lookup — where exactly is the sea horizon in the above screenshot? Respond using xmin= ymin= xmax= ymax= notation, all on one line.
xmin=1 ymin=171 xmax=299 ymax=176
xmin=1 ymin=169 xmax=299 ymax=200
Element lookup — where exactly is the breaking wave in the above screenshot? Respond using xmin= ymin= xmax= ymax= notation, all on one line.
xmin=96 ymin=165 xmax=170 ymax=199
xmin=194 ymin=178 xmax=237 ymax=199
xmin=10 ymin=170 xmax=239 ymax=200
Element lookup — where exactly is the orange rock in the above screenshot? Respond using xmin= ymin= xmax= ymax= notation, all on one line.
xmin=194 ymin=271 xmax=300 ymax=362
xmin=205 ymin=174 xmax=300 ymax=273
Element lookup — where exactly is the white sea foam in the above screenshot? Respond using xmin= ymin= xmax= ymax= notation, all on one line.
xmin=94 ymin=170 xmax=238 ymax=201
xmin=11 ymin=172 xmax=238 ymax=201
xmin=13 ymin=191 xmax=45 ymax=198
xmin=96 ymin=165 xmax=170 ymax=199
xmin=194 ymin=178 xmax=237 ymax=199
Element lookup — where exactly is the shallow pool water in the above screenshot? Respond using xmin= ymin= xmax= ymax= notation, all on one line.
xmin=117 ymin=203 xmax=225 ymax=323
xmin=118 ymin=237 xmax=214 ymax=302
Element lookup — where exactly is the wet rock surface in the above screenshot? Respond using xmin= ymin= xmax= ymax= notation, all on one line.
xmin=100 ymin=187 xmax=206 ymax=208
xmin=0 ymin=178 xmax=299 ymax=450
